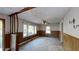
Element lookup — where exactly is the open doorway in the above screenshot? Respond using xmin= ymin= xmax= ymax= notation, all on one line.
xmin=0 ymin=19 xmax=5 ymax=51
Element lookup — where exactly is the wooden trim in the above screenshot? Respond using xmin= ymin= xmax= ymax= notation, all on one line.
xmin=11 ymin=16 xmax=12 ymax=33
xmin=9 ymin=7 xmax=36 ymax=16
xmin=63 ymin=33 xmax=79 ymax=39
xmin=16 ymin=14 xmax=19 ymax=32
xmin=14 ymin=15 xmax=15 ymax=33
xmin=12 ymin=16 xmax=13 ymax=33
xmin=10 ymin=16 xmax=11 ymax=33
xmin=16 ymin=14 xmax=19 ymax=51
xmin=19 ymin=35 xmax=39 ymax=46
xmin=13 ymin=15 xmax=14 ymax=33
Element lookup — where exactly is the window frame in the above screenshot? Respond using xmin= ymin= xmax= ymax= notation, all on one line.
xmin=34 ymin=26 xmax=37 ymax=34
xmin=23 ymin=24 xmax=28 ymax=38
xmin=23 ymin=23 xmax=37 ymax=38
xmin=45 ymin=26 xmax=51 ymax=34
xmin=28 ymin=25 xmax=37 ymax=36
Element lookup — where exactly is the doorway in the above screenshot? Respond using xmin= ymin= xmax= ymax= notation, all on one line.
xmin=0 ymin=19 xmax=5 ymax=51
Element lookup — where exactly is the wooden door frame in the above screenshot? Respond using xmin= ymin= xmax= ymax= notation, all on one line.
xmin=0 ymin=18 xmax=5 ymax=51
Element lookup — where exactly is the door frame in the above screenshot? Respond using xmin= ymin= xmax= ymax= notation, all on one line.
xmin=61 ymin=22 xmax=63 ymax=42
xmin=60 ymin=22 xmax=63 ymax=43
xmin=0 ymin=18 xmax=5 ymax=51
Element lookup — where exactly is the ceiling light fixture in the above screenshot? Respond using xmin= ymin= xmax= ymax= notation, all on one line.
xmin=43 ymin=20 xmax=47 ymax=24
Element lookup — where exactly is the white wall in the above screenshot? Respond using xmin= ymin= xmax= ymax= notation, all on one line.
xmin=51 ymin=23 xmax=60 ymax=31
xmin=63 ymin=7 xmax=79 ymax=38
xmin=0 ymin=14 xmax=10 ymax=34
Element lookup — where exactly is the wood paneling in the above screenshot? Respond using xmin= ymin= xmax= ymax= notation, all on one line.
xmin=17 ymin=32 xmax=23 ymax=44
xmin=19 ymin=34 xmax=38 ymax=44
xmin=16 ymin=32 xmax=23 ymax=50
xmin=51 ymin=31 xmax=60 ymax=38
xmin=63 ymin=33 xmax=79 ymax=51
xmin=37 ymin=30 xmax=60 ymax=38
xmin=37 ymin=30 xmax=45 ymax=36
xmin=4 ymin=34 xmax=11 ymax=51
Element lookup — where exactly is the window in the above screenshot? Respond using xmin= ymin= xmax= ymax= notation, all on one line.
xmin=23 ymin=24 xmax=28 ymax=37
xmin=46 ymin=26 xmax=51 ymax=34
xmin=28 ymin=25 xmax=37 ymax=36
xmin=23 ymin=24 xmax=37 ymax=37
xmin=28 ymin=25 xmax=35 ymax=36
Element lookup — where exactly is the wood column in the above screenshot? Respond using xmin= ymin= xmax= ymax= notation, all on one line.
xmin=10 ymin=14 xmax=19 ymax=51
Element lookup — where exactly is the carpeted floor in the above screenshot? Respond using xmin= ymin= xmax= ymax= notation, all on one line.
xmin=19 ymin=37 xmax=63 ymax=51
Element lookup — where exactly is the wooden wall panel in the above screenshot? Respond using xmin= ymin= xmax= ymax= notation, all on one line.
xmin=16 ymin=32 xmax=23 ymax=44
xmin=63 ymin=33 xmax=79 ymax=51
xmin=51 ymin=31 xmax=60 ymax=38
xmin=37 ymin=30 xmax=45 ymax=36
xmin=37 ymin=30 xmax=60 ymax=38
xmin=4 ymin=34 xmax=11 ymax=50
xmin=63 ymin=33 xmax=73 ymax=51
xmin=16 ymin=32 xmax=23 ymax=50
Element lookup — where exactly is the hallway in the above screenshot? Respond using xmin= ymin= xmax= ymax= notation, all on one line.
xmin=19 ymin=37 xmax=63 ymax=51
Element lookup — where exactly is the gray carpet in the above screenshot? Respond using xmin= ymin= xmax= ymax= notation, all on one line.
xmin=19 ymin=37 xmax=63 ymax=51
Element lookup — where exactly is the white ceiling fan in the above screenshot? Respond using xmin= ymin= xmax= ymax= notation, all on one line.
xmin=42 ymin=17 xmax=51 ymax=24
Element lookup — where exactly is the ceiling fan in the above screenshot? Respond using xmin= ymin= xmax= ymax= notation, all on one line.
xmin=42 ymin=20 xmax=50 ymax=24
xmin=42 ymin=17 xmax=51 ymax=24
xmin=43 ymin=20 xmax=46 ymax=24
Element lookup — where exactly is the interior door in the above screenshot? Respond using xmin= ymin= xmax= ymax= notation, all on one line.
xmin=0 ymin=20 xmax=3 ymax=51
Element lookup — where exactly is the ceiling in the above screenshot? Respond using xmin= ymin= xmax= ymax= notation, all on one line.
xmin=18 ymin=7 xmax=70 ymax=24
xmin=0 ymin=7 xmax=70 ymax=24
xmin=0 ymin=7 xmax=24 ymax=15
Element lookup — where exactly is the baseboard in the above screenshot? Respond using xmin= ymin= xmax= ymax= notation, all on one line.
xmin=19 ymin=36 xmax=39 ymax=46
xmin=18 ymin=40 xmax=27 ymax=46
